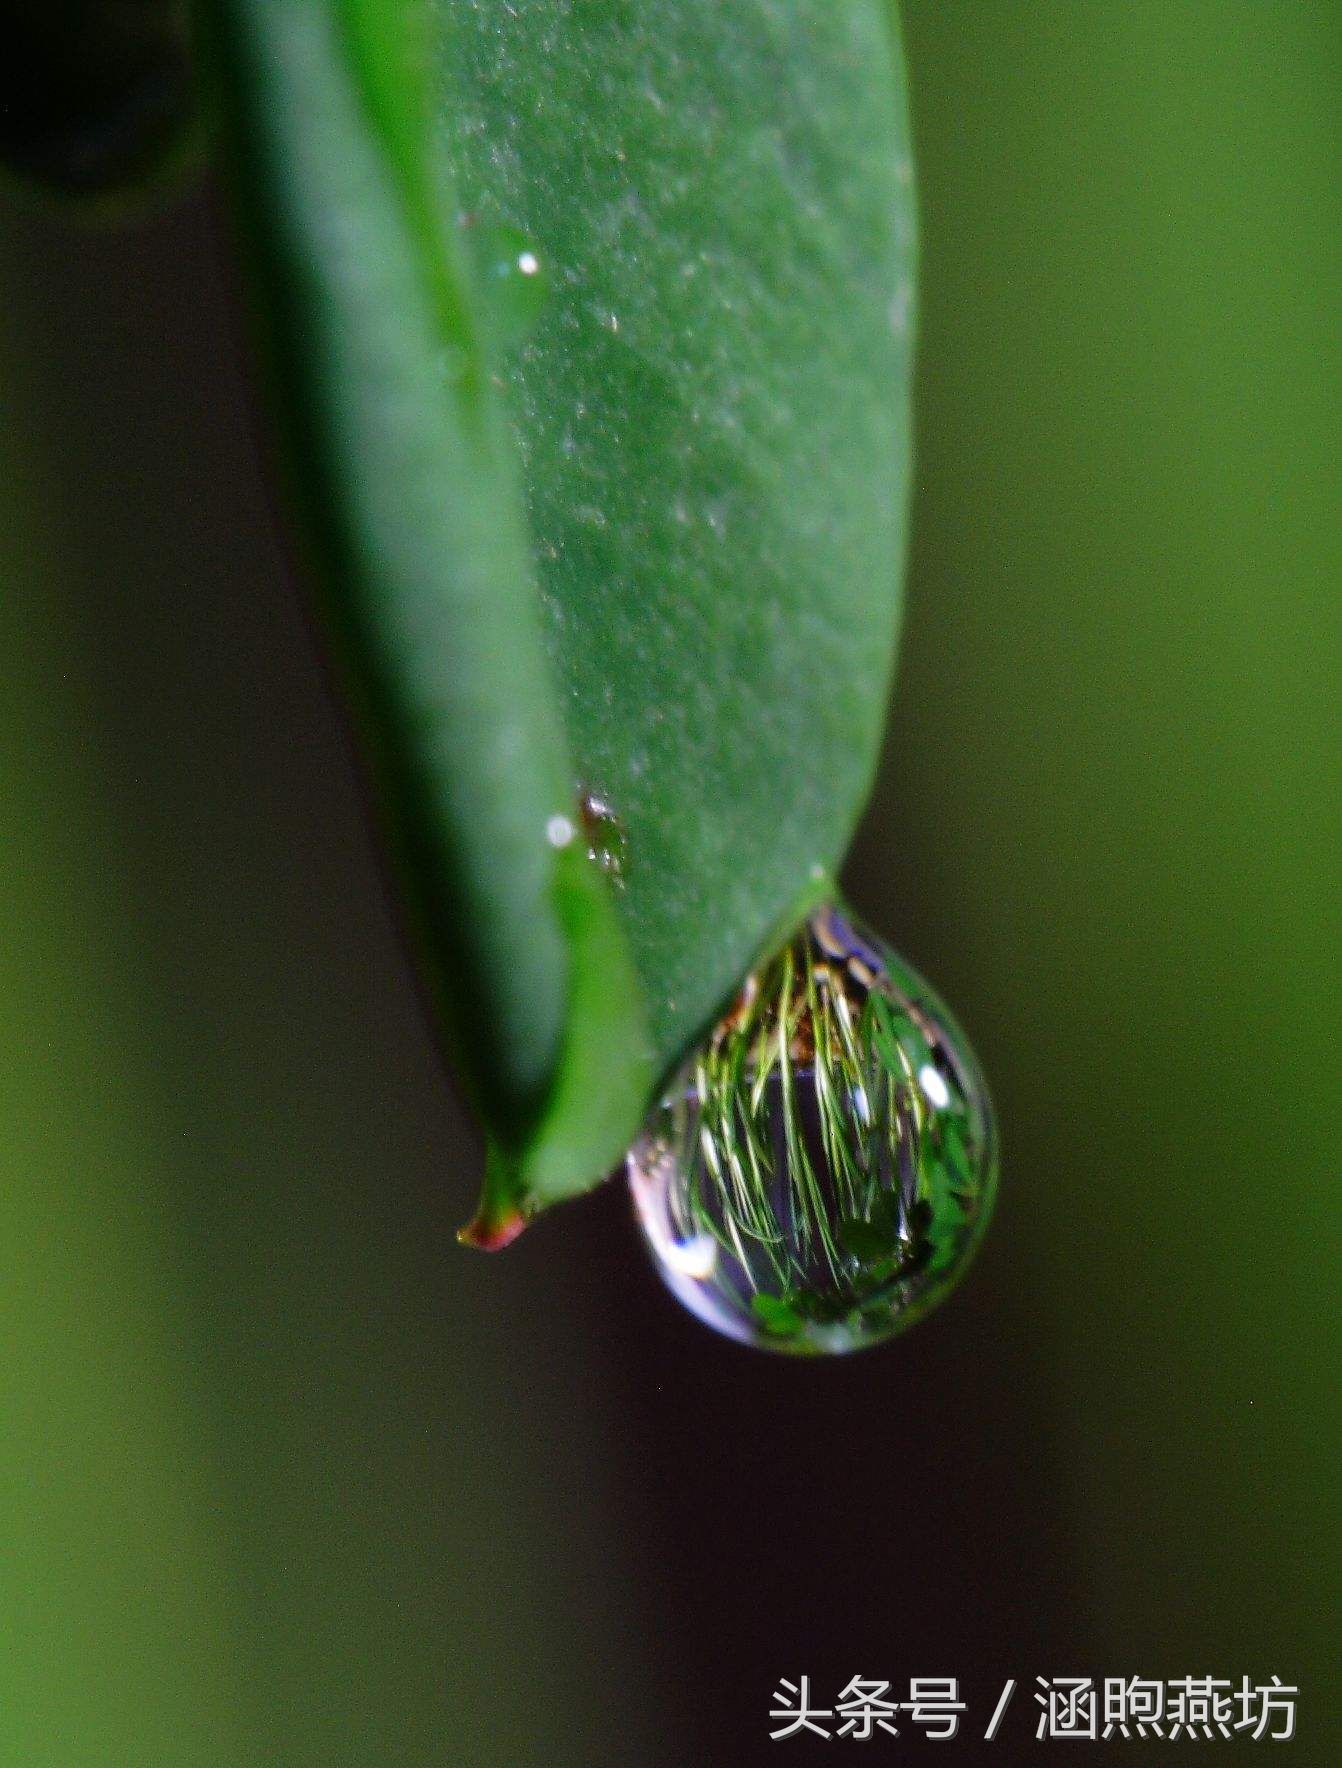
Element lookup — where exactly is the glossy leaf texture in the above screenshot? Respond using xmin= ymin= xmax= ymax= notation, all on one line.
xmin=439 ymin=0 xmax=915 ymax=1072
xmin=201 ymin=0 xmax=914 ymax=1232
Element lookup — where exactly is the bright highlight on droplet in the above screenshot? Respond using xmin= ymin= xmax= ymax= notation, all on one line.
xmin=546 ymin=814 xmax=575 ymax=848
xmin=459 ymin=218 xmax=550 ymax=348
xmin=918 ymin=1062 xmax=950 ymax=1110
xmin=627 ymin=904 xmax=998 ymax=1356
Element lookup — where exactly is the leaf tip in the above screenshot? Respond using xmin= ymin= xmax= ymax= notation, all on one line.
xmin=457 ymin=1202 xmax=531 ymax=1252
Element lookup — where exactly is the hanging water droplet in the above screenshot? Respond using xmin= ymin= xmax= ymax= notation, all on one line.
xmin=579 ymin=788 xmax=629 ymax=886
xmin=628 ymin=904 xmax=997 ymax=1355
xmin=460 ymin=218 xmax=549 ymax=348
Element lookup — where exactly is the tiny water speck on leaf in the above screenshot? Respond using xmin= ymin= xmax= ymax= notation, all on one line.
xmin=458 ymin=215 xmax=550 ymax=349
xmin=579 ymin=788 xmax=629 ymax=886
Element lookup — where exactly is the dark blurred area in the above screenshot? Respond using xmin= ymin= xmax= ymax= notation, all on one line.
xmin=0 ymin=2 xmax=194 ymax=198
xmin=1 ymin=5 xmax=1337 ymax=1764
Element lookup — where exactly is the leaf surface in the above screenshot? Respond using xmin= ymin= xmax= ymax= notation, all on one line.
xmin=203 ymin=0 xmax=914 ymax=1227
xmin=439 ymin=0 xmax=915 ymax=1078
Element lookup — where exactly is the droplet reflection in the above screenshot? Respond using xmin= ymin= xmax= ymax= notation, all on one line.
xmin=628 ymin=905 xmax=998 ymax=1355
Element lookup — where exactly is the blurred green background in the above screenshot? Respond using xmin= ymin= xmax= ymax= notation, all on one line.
xmin=2 ymin=4 xmax=1337 ymax=1762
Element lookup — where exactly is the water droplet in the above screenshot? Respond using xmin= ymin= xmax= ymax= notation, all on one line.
xmin=461 ymin=218 xmax=549 ymax=348
xmin=628 ymin=904 xmax=997 ymax=1355
xmin=579 ymin=789 xmax=629 ymax=886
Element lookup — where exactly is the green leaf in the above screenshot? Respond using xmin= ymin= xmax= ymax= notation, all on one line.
xmin=439 ymin=0 xmax=915 ymax=1077
xmin=200 ymin=0 xmax=914 ymax=1230
xmin=199 ymin=0 xmax=652 ymax=1232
